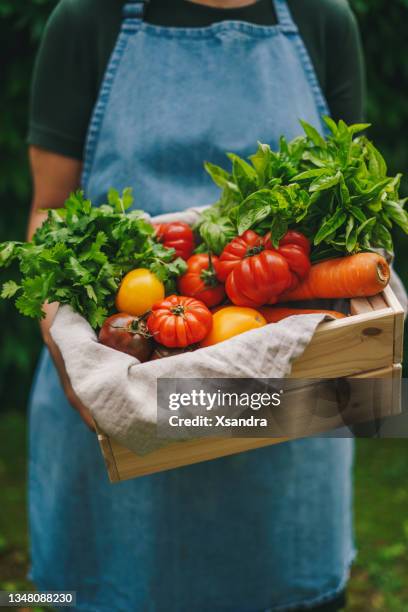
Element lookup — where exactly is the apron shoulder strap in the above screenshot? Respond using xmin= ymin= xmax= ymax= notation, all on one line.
xmin=272 ymin=0 xmax=298 ymax=32
xmin=123 ymin=0 xmax=150 ymax=20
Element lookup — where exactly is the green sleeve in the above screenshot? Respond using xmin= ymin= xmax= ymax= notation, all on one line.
xmin=291 ymin=0 xmax=365 ymax=124
xmin=322 ymin=0 xmax=366 ymax=123
xmin=27 ymin=0 xmax=117 ymax=160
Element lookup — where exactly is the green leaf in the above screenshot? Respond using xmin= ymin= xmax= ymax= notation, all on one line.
xmin=313 ymin=208 xmax=347 ymax=245
xmin=204 ymin=162 xmax=233 ymax=189
xmin=310 ymin=171 xmax=341 ymax=193
xmin=269 ymin=217 xmax=288 ymax=246
xmin=348 ymin=123 xmax=371 ymax=135
xmin=356 ymin=216 xmax=376 ymax=237
xmin=237 ymin=203 xmax=271 ymax=234
xmin=365 ymin=139 xmax=387 ymax=176
xmin=372 ymin=223 xmax=394 ymax=252
xmin=227 ymin=153 xmax=259 ymax=197
xmin=198 ymin=215 xmax=236 ymax=255
xmin=108 ymin=187 xmax=134 ymax=213
xmin=0 ymin=241 xmax=21 ymax=266
xmin=322 ymin=115 xmax=339 ymax=136
xmin=292 ymin=168 xmax=330 ymax=181
xmin=249 ymin=142 xmax=277 ymax=185
xmin=1 ymin=280 xmax=20 ymax=299
xmin=383 ymin=201 xmax=408 ymax=233
xmin=300 ymin=120 xmax=326 ymax=148
xmin=345 ymin=217 xmax=358 ymax=252
xmin=350 ymin=206 xmax=367 ymax=224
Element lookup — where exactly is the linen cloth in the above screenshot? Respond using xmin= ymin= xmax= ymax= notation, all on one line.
xmin=51 ymin=303 xmax=326 ymax=455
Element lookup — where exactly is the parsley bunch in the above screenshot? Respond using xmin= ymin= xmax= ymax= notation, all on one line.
xmin=0 ymin=189 xmax=186 ymax=328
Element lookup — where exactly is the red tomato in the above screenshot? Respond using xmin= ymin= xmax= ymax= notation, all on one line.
xmin=147 ymin=295 xmax=213 ymax=347
xmin=153 ymin=221 xmax=195 ymax=260
xmin=263 ymin=230 xmax=311 ymax=256
xmin=218 ymin=229 xmax=311 ymax=301
xmin=217 ymin=230 xmax=263 ymax=282
xmin=226 ymin=250 xmax=291 ymax=307
xmin=276 ymin=244 xmax=311 ymax=290
xmin=98 ymin=313 xmax=154 ymax=362
xmin=177 ymin=253 xmax=226 ymax=308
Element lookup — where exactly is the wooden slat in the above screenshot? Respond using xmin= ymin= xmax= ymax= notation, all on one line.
xmin=383 ymin=286 xmax=405 ymax=364
xmin=97 ymin=430 xmax=120 ymax=482
xmin=368 ymin=293 xmax=388 ymax=311
xmin=98 ymin=364 xmax=400 ymax=483
xmin=106 ymin=436 xmax=288 ymax=483
xmin=350 ymin=297 xmax=373 ymax=316
xmin=291 ymin=308 xmax=395 ymax=378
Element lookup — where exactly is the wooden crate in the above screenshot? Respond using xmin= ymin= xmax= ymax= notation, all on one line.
xmin=96 ymin=286 xmax=404 ymax=483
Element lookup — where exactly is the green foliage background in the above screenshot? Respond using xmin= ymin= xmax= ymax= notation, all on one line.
xmin=0 ymin=0 xmax=407 ymax=410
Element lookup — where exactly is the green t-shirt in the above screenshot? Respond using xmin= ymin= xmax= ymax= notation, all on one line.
xmin=28 ymin=0 xmax=365 ymax=160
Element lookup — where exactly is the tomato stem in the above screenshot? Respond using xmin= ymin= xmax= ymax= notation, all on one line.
xmin=200 ymin=252 xmax=218 ymax=287
xmin=245 ymin=245 xmax=264 ymax=257
xmin=171 ymin=305 xmax=186 ymax=317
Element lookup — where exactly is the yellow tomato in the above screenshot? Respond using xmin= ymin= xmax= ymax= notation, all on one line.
xmin=200 ymin=306 xmax=266 ymax=347
xmin=115 ymin=268 xmax=165 ymax=316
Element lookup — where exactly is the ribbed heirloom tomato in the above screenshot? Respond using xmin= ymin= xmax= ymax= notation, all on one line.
xmin=217 ymin=229 xmax=311 ymax=307
xmin=263 ymin=230 xmax=311 ymax=291
xmin=147 ymin=295 xmax=212 ymax=348
xmin=177 ymin=253 xmax=225 ymax=308
xmin=153 ymin=221 xmax=195 ymax=260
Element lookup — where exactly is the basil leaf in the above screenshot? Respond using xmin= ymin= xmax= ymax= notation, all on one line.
xmin=237 ymin=204 xmax=271 ymax=235
xmin=269 ymin=217 xmax=288 ymax=247
xmin=372 ymin=223 xmax=394 ymax=253
xmin=310 ymin=171 xmax=341 ymax=193
xmin=204 ymin=162 xmax=234 ymax=189
xmin=227 ymin=155 xmax=258 ymax=197
xmin=314 ymin=208 xmax=347 ymax=245
xmin=350 ymin=206 xmax=367 ymax=224
xmin=300 ymin=120 xmax=326 ymax=148
xmin=383 ymin=201 xmax=408 ymax=233
xmin=292 ymin=168 xmax=330 ymax=181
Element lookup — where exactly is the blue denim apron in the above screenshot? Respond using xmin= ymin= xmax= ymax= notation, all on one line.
xmin=29 ymin=1 xmax=355 ymax=610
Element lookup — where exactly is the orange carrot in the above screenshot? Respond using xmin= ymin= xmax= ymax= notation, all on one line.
xmin=258 ymin=306 xmax=346 ymax=323
xmin=279 ymin=252 xmax=390 ymax=302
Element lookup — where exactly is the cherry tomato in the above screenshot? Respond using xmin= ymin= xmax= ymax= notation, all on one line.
xmin=99 ymin=313 xmax=154 ymax=362
xmin=116 ymin=268 xmax=165 ymax=316
xmin=200 ymin=306 xmax=266 ymax=347
xmin=217 ymin=230 xmax=264 ymax=281
xmin=153 ymin=221 xmax=195 ymax=260
xmin=147 ymin=295 xmax=213 ymax=348
xmin=177 ymin=253 xmax=225 ymax=308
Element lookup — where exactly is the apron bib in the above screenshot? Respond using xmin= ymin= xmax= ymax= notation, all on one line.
xmin=29 ymin=2 xmax=355 ymax=610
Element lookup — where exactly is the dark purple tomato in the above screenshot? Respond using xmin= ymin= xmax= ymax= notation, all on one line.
xmin=99 ymin=313 xmax=154 ymax=362
xmin=151 ymin=344 xmax=197 ymax=360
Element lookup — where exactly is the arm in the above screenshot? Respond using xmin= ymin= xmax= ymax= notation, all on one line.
xmin=29 ymin=146 xmax=95 ymax=429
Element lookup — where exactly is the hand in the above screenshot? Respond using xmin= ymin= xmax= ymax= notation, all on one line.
xmin=41 ymin=303 xmax=95 ymax=431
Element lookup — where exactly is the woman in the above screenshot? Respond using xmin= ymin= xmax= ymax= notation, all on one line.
xmin=28 ymin=0 xmax=364 ymax=610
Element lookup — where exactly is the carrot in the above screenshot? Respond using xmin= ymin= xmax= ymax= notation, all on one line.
xmin=258 ymin=306 xmax=346 ymax=323
xmin=279 ymin=252 xmax=390 ymax=301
